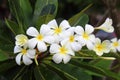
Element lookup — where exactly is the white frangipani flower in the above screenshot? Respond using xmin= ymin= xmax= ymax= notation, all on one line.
xmin=14 ymin=46 xmax=36 ymax=65
xmin=74 ymin=24 xmax=95 ymax=50
xmin=50 ymin=43 xmax=75 ymax=64
xmin=93 ymin=38 xmax=111 ymax=56
xmin=61 ymin=27 xmax=82 ymax=51
xmin=26 ymin=27 xmax=54 ymax=52
xmin=42 ymin=19 xmax=71 ymax=43
xmin=15 ymin=34 xmax=28 ymax=46
xmin=95 ymin=18 xmax=114 ymax=33
xmin=111 ymin=38 xmax=120 ymax=52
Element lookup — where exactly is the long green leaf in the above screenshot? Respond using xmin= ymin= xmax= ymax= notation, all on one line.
xmin=5 ymin=19 xmax=24 ymax=35
xmin=0 ymin=50 xmax=9 ymax=61
xmin=49 ymin=63 xmax=92 ymax=80
xmin=36 ymin=15 xmax=54 ymax=28
xmin=33 ymin=0 xmax=58 ymax=24
xmin=18 ymin=0 xmax=33 ymax=29
xmin=70 ymin=60 xmax=120 ymax=80
xmin=68 ymin=4 xmax=92 ymax=26
xmin=34 ymin=66 xmax=45 ymax=80
xmin=43 ymin=61 xmax=77 ymax=80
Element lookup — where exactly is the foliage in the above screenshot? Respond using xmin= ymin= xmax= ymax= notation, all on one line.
xmin=0 ymin=0 xmax=120 ymax=80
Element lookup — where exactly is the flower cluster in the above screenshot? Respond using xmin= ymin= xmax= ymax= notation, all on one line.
xmin=14 ymin=18 xmax=119 ymax=65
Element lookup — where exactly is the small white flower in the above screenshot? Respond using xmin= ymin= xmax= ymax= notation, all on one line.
xmin=42 ymin=19 xmax=71 ymax=43
xmin=26 ymin=27 xmax=54 ymax=52
xmin=93 ymin=38 xmax=111 ymax=56
xmin=14 ymin=46 xmax=36 ymax=65
xmin=95 ymin=18 xmax=114 ymax=33
xmin=15 ymin=34 xmax=28 ymax=46
xmin=50 ymin=43 xmax=75 ymax=64
xmin=74 ymin=24 xmax=95 ymax=50
xmin=61 ymin=27 xmax=82 ymax=51
xmin=111 ymin=38 xmax=120 ymax=52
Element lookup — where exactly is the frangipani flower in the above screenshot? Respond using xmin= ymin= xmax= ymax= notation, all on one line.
xmin=74 ymin=24 xmax=95 ymax=50
xmin=42 ymin=19 xmax=71 ymax=43
xmin=93 ymin=38 xmax=111 ymax=56
xmin=50 ymin=43 xmax=75 ymax=64
xmin=111 ymin=38 xmax=120 ymax=52
xmin=61 ymin=27 xmax=82 ymax=51
xmin=15 ymin=34 xmax=28 ymax=46
xmin=95 ymin=18 xmax=114 ymax=33
xmin=14 ymin=46 xmax=36 ymax=65
xmin=26 ymin=27 xmax=54 ymax=52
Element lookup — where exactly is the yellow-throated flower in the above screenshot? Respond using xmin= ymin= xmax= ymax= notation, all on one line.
xmin=26 ymin=27 xmax=54 ymax=52
xmin=50 ymin=43 xmax=74 ymax=64
xmin=74 ymin=24 xmax=95 ymax=50
xmin=14 ymin=45 xmax=36 ymax=65
xmin=95 ymin=18 xmax=114 ymax=33
xmin=93 ymin=38 xmax=111 ymax=56
xmin=111 ymin=38 xmax=120 ymax=52
xmin=15 ymin=34 xmax=28 ymax=46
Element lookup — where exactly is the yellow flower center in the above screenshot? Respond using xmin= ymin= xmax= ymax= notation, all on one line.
xmin=59 ymin=46 xmax=68 ymax=54
xmin=69 ymin=35 xmax=75 ymax=42
xmin=96 ymin=44 xmax=103 ymax=51
xmin=113 ymin=42 xmax=119 ymax=47
xmin=83 ymin=33 xmax=89 ymax=39
xmin=17 ymin=35 xmax=28 ymax=45
xmin=37 ymin=34 xmax=43 ymax=41
xmin=21 ymin=49 xmax=27 ymax=55
xmin=54 ymin=27 xmax=62 ymax=34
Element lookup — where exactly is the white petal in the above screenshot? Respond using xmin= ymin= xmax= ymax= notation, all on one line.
xmin=111 ymin=38 xmax=117 ymax=42
xmin=61 ymin=39 xmax=69 ymax=46
xmin=89 ymin=34 xmax=95 ymax=43
xmin=27 ymin=49 xmax=36 ymax=58
xmin=47 ymin=19 xmax=58 ymax=29
xmin=59 ymin=20 xmax=70 ymax=30
xmin=71 ymin=42 xmax=82 ymax=51
xmin=52 ymin=53 xmax=63 ymax=64
xmin=102 ymin=40 xmax=111 ymax=53
xmin=85 ymin=24 xmax=94 ymax=34
xmin=76 ymin=36 xmax=85 ymax=45
xmin=15 ymin=53 xmax=22 ymax=65
xmin=96 ymin=51 xmax=103 ymax=56
xmin=117 ymin=46 xmax=120 ymax=52
xmin=67 ymin=49 xmax=75 ymax=56
xmin=75 ymin=26 xmax=84 ymax=35
xmin=14 ymin=46 xmax=22 ymax=53
xmin=37 ymin=41 xmax=47 ymax=52
xmin=95 ymin=38 xmax=101 ymax=44
xmin=50 ymin=44 xmax=60 ymax=54
xmin=63 ymin=55 xmax=71 ymax=64
xmin=105 ymin=18 xmax=112 ymax=25
xmin=86 ymin=41 xmax=94 ymax=50
xmin=26 ymin=27 xmax=39 ymax=37
xmin=28 ymin=38 xmax=38 ymax=49
xmin=40 ymin=24 xmax=51 ymax=36
xmin=23 ymin=55 xmax=33 ymax=65
xmin=44 ymin=36 xmax=55 ymax=44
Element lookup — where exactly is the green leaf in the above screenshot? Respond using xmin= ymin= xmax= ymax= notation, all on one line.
xmin=70 ymin=60 xmax=120 ymax=80
xmin=18 ymin=0 xmax=33 ymax=29
xmin=68 ymin=4 xmax=92 ymax=26
xmin=0 ymin=50 xmax=9 ymax=61
xmin=36 ymin=15 xmax=54 ymax=28
xmin=77 ymin=14 xmax=89 ymax=27
xmin=8 ymin=0 xmax=23 ymax=28
xmin=34 ymin=66 xmax=45 ymax=80
xmin=50 ymin=63 xmax=92 ymax=80
xmin=33 ymin=0 xmax=58 ymax=23
xmin=0 ymin=60 xmax=17 ymax=73
xmin=5 ymin=19 xmax=24 ymax=35
xmin=43 ymin=61 xmax=77 ymax=80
